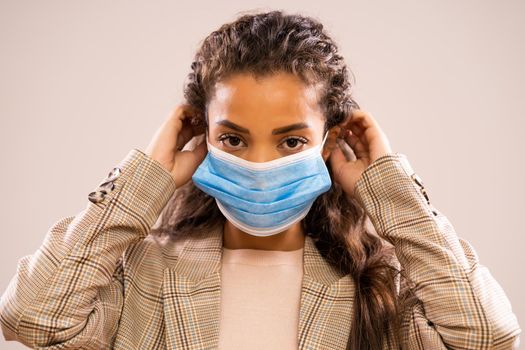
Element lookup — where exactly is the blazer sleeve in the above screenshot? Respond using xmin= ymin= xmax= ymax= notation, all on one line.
xmin=353 ymin=153 xmax=522 ymax=350
xmin=0 ymin=148 xmax=177 ymax=349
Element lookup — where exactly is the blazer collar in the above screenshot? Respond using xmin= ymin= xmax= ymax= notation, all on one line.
xmin=162 ymin=223 xmax=355 ymax=349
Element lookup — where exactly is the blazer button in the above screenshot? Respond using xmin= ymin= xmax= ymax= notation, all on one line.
xmin=410 ymin=173 xmax=424 ymax=188
xmin=105 ymin=167 xmax=121 ymax=182
xmin=421 ymin=187 xmax=430 ymax=204
xmin=411 ymin=173 xmax=431 ymax=204
xmin=88 ymin=190 xmax=106 ymax=203
xmin=98 ymin=180 xmax=115 ymax=193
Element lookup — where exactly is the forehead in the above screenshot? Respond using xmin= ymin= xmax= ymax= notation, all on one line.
xmin=208 ymin=72 xmax=323 ymax=127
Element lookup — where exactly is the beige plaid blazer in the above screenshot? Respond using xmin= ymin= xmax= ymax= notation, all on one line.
xmin=0 ymin=148 xmax=521 ymax=349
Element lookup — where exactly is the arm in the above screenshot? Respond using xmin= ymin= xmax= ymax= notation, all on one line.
xmin=353 ymin=153 xmax=521 ymax=350
xmin=0 ymin=148 xmax=176 ymax=349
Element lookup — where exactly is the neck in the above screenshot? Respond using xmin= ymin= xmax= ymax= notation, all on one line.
xmin=222 ymin=220 xmax=306 ymax=251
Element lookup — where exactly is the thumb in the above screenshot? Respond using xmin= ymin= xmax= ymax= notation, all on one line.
xmin=192 ymin=138 xmax=208 ymax=163
xmin=329 ymin=145 xmax=345 ymax=177
xmin=181 ymin=134 xmax=207 ymax=170
xmin=172 ymin=136 xmax=208 ymax=188
xmin=329 ymin=139 xmax=349 ymax=169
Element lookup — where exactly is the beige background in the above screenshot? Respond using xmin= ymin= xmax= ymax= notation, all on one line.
xmin=1 ymin=1 xmax=523 ymax=348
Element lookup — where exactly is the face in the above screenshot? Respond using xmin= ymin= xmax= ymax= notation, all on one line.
xmin=206 ymin=71 xmax=335 ymax=163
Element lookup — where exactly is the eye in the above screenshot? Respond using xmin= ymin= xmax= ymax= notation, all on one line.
xmin=278 ymin=136 xmax=308 ymax=152
xmin=217 ymin=133 xmax=246 ymax=150
xmin=217 ymin=134 xmax=309 ymax=152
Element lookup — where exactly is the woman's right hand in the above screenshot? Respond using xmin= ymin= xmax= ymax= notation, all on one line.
xmin=145 ymin=104 xmax=208 ymax=188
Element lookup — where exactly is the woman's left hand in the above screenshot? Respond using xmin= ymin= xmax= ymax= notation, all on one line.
xmin=329 ymin=109 xmax=393 ymax=199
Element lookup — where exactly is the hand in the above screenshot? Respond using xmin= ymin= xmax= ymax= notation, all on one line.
xmin=328 ymin=109 xmax=393 ymax=199
xmin=145 ymin=104 xmax=208 ymax=188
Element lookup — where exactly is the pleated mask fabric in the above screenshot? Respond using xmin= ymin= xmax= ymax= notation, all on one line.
xmin=191 ymin=130 xmax=332 ymax=236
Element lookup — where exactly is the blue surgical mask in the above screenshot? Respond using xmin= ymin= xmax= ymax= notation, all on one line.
xmin=191 ymin=130 xmax=332 ymax=237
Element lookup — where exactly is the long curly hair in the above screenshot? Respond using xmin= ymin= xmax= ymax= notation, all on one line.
xmin=151 ymin=9 xmax=416 ymax=350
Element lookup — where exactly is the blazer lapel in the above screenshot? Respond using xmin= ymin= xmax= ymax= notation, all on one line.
xmin=162 ymin=224 xmax=224 ymax=349
xmin=298 ymin=236 xmax=355 ymax=350
xmin=162 ymin=224 xmax=355 ymax=349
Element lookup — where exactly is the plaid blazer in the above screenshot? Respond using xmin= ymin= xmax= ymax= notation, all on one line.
xmin=0 ymin=148 xmax=521 ymax=349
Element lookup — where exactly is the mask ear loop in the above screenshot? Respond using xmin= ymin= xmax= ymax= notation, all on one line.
xmin=319 ymin=130 xmax=329 ymax=154
xmin=205 ymin=129 xmax=212 ymax=149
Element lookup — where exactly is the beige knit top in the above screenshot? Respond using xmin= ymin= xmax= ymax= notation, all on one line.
xmin=218 ymin=246 xmax=304 ymax=349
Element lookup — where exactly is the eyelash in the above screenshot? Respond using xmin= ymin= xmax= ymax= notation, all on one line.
xmin=217 ymin=133 xmax=309 ymax=151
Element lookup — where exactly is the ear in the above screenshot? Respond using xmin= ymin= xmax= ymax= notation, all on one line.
xmin=322 ymin=125 xmax=343 ymax=162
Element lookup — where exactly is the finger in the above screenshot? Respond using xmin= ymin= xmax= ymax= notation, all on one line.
xmin=338 ymin=110 xmax=367 ymax=144
xmin=329 ymin=141 xmax=353 ymax=169
xmin=347 ymin=110 xmax=384 ymax=148
xmin=347 ymin=123 xmax=368 ymax=146
xmin=335 ymin=137 xmax=356 ymax=161
xmin=176 ymin=118 xmax=195 ymax=151
xmin=175 ymin=105 xmax=201 ymax=151
xmin=150 ymin=109 xmax=186 ymax=153
xmin=177 ymin=138 xmax=208 ymax=173
xmin=192 ymin=136 xmax=208 ymax=160
xmin=348 ymin=109 xmax=376 ymax=129
xmin=344 ymin=131 xmax=368 ymax=159
xmin=181 ymin=133 xmax=205 ymax=151
xmin=180 ymin=135 xmax=207 ymax=155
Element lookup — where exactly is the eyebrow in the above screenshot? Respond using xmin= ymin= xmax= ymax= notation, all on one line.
xmin=216 ymin=119 xmax=310 ymax=135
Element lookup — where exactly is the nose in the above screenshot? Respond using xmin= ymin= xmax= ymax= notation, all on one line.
xmin=245 ymin=146 xmax=280 ymax=163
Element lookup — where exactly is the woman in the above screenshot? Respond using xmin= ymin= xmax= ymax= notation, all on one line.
xmin=0 ymin=10 xmax=521 ymax=350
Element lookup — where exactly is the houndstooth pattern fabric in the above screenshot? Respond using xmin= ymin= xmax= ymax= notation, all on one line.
xmin=0 ymin=148 xmax=521 ymax=349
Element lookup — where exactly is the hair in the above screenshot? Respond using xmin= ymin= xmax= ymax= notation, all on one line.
xmin=151 ymin=9 xmax=417 ymax=350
